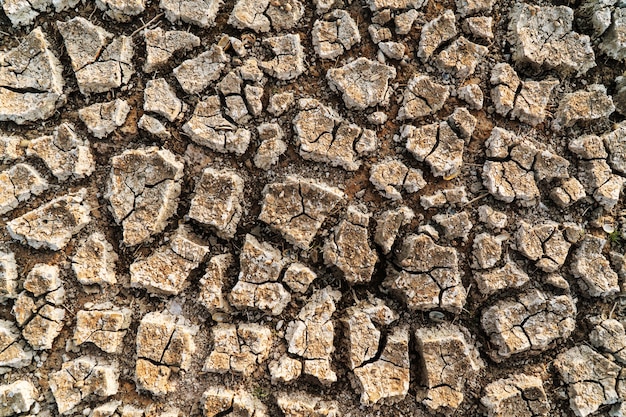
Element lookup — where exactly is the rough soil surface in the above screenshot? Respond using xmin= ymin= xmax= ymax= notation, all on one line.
xmin=1 ymin=0 xmax=626 ymax=416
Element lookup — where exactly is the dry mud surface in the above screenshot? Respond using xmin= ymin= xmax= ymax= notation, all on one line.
xmin=1 ymin=0 xmax=626 ymax=416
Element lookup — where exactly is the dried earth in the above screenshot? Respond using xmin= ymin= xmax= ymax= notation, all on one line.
xmin=0 ymin=0 xmax=626 ymax=416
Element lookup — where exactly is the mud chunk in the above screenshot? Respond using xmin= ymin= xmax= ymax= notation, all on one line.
xmin=202 ymin=387 xmax=267 ymax=417
xmin=354 ymin=326 xmax=410 ymax=405
xmin=433 ymin=211 xmax=473 ymax=240
xmin=313 ymin=10 xmax=360 ymax=59
xmin=173 ymin=46 xmax=228 ymax=94
xmin=228 ymin=0 xmax=269 ymax=32
xmin=138 ymin=115 xmax=171 ymax=140
xmin=0 ymin=253 xmax=18 ymax=303
xmin=294 ymin=99 xmax=376 ymax=171
xmin=0 ymin=136 xmax=24 ymax=162
xmin=229 ymin=0 xmax=303 ymax=32
xmin=551 ymin=177 xmax=586 ymax=207
xmin=285 ymin=287 xmax=341 ymax=385
xmin=107 ymin=147 xmax=183 ymax=246
xmin=490 ymin=63 xmax=520 ymax=116
xmin=511 ymin=78 xmax=559 ymax=127
xmin=368 ymin=24 xmax=392 ymax=44
xmin=198 ymin=254 xmax=233 ymax=313
xmin=120 ymin=404 xmax=145 ymax=417
xmin=229 ymin=235 xmax=290 ymax=315
xmin=7 ymin=190 xmax=90 ymax=251
xmin=283 ymin=263 xmax=317 ymax=294
xmin=143 ymin=28 xmax=200 ymax=73
xmin=269 ymin=355 xmax=302 ymax=384
xmin=415 ymin=323 xmax=483 ymax=411
xmin=57 ymin=17 xmax=133 ymax=95
xmin=254 ymin=123 xmax=287 ymax=170
xmin=259 ymin=35 xmax=305 ymax=80
xmin=135 ymin=312 xmax=197 ymax=395
xmin=327 ymin=58 xmax=396 ymax=109
xmin=616 ymin=74 xmax=626 ymax=118
xmin=96 ymin=0 xmax=144 ymax=21
xmin=73 ymin=304 xmax=132 ymax=353
xmin=481 ymin=289 xmax=576 ymax=361
xmin=599 ymin=8 xmax=626 ymax=61
xmin=457 ymin=83 xmax=484 ymax=110
xmin=217 ymin=70 xmax=240 ymax=97
xmin=435 ymin=36 xmax=488 ymax=79
xmin=243 ymin=85 xmax=263 ymax=117
xmin=395 ymin=9 xmax=419 ymax=34
xmin=268 ymin=92 xmax=295 ymax=116
xmin=14 ymin=264 xmax=65 ymax=351
xmin=473 ymin=261 xmax=528 ymax=297
xmin=367 ymin=111 xmax=387 ymax=125
xmin=265 ymin=0 xmax=304 ymax=31
xmin=189 ymin=168 xmax=244 ymax=239
xmin=463 ymin=16 xmax=493 ymax=39
xmin=491 ymin=64 xmax=559 ymax=126
xmin=0 ymin=28 xmax=65 ymax=124
xmin=604 ymin=122 xmax=626 ymax=175
xmin=130 ymin=226 xmax=209 ymax=296
xmin=516 ymin=221 xmax=572 ymax=273
xmin=403 ymin=119 xmax=469 ymax=179
xmin=0 ymin=320 xmax=32 ymax=374
xmin=71 ymin=232 xmax=118 ymax=287
xmin=420 ymin=187 xmax=468 ymax=209
xmin=0 ymin=164 xmax=48 ymax=215
xmin=90 ymin=401 xmax=122 ymax=417
xmin=182 ymin=96 xmax=251 ymax=154
xmin=508 ymin=3 xmax=595 ymax=76
xmin=324 ymin=205 xmax=377 ymax=284
xmin=397 ymin=75 xmax=449 ymax=120
xmin=144 ymin=79 xmax=184 ymax=122
xmin=552 ymin=84 xmax=615 ymax=131
xmin=375 ymin=206 xmax=414 ymax=254
xmin=574 ymin=153 xmax=623 ymax=208
xmin=478 ymin=205 xmax=508 ymax=230
xmin=481 ymin=374 xmax=549 ymax=417
xmin=28 ymin=123 xmax=94 ymax=182
xmin=277 ymin=392 xmax=339 ymax=417
xmin=590 ymin=318 xmax=626 ymax=364
xmin=50 ymin=356 xmax=118 ymax=415
xmin=2 ymin=0 xmax=78 ymax=26
xmin=365 ymin=0 xmax=424 ymax=11
xmin=378 ymin=41 xmax=406 ymax=60
xmin=229 ymin=280 xmax=291 ymax=315
xmin=533 ymin=150 xmax=570 ymax=181
xmin=418 ymin=9 xmax=457 ymax=60
xmin=370 ymin=159 xmax=425 ymax=200
xmin=482 ymin=128 xmax=540 ymax=206
xmin=554 ymin=345 xmax=621 ymax=417
xmin=203 ymin=323 xmax=272 ymax=375
xmin=592 ymin=170 xmax=624 ymax=209
xmin=160 ymin=0 xmax=220 ymax=27
xmin=259 ymin=176 xmax=345 ymax=250
xmin=471 ymin=233 xmax=503 ymax=269
xmin=79 ymin=99 xmax=130 ymax=139
xmin=239 ymin=234 xmax=285 ymax=284
xmin=456 ymin=0 xmax=493 ymax=16
xmin=342 ymin=298 xmax=398 ymax=370
xmin=384 ymin=234 xmax=466 ymax=313
xmin=0 ymin=380 xmax=37 ymax=416
xmin=571 ymin=235 xmax=620 ymax=297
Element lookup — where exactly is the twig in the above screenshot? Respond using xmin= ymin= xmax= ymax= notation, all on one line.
xmin=131 ymin=13 xmax=164 ymax=38
xmin=462 ymin=192 xmax=489 ymax=207
xmin=609 ymin=301 xmax=618 ymax=319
